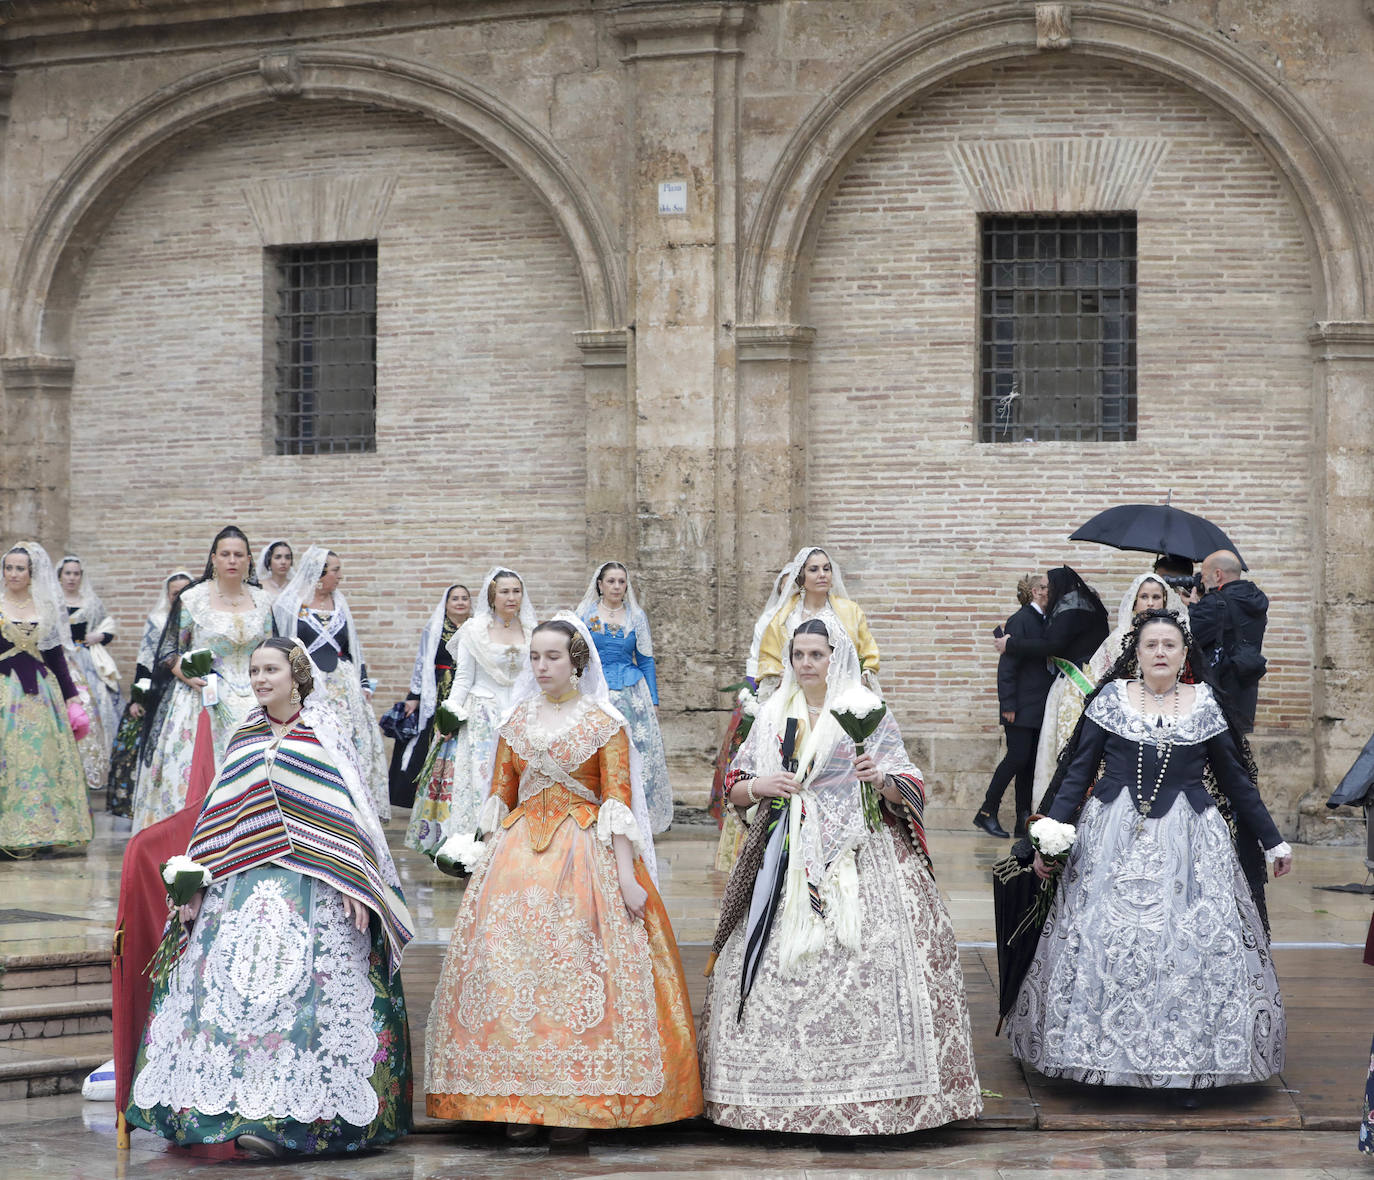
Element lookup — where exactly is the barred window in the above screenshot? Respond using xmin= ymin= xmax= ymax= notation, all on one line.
xmin=978 ymin=214 xmax=1137 ymax=443
xmin=270 ymin=242 xmax=377 ymax=455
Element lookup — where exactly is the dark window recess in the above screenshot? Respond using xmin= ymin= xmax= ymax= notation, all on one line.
xmin=979 ymin=214 xmax=1137 ymax=443
xmin=272 ymin=242 xmax=378 ymax=455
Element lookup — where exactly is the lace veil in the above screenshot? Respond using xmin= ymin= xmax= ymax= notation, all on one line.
xmin=757 ymin=545 xmax=852 ymax=628
xmin=1089 ymin=572 xmax=1191 ymax=680
xmin=272 ymin=545 xmax=365 ymax=671
xmin=256 ymin=538 xmax=292 ymax=585
xmin=504 ymin=610 xmax=659 ymax=883
xmin=469 ymin=565 xmax=538 ymax=631
xmin=412 ymin=584 xmax=464 ymax=736
xmin=574 ymin=562 xmax=653 ymax=657
xmin=57 ymin=555 xmax=113 ymax=632
xmin=5 ymin=541 xmax=70 ymax=651
xmin=147 ymin=570 xmax=196 ymax=636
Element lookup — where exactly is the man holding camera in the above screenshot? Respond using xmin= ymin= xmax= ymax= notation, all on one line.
xmin=1186 ymin=549 xmax=1268 ymax=733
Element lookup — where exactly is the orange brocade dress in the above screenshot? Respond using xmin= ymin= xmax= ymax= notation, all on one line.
xmin=424 ymin=699 xmax=703 ymax=1128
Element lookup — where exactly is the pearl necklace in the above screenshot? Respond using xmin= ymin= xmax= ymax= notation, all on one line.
xmin=1133 ymin=681 xmax=1180 ymax=833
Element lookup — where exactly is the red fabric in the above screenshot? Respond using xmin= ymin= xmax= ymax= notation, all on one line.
xmin=112 ymin=707 xmax=216 ymax=1114
xmin=1364 ymin=911 xmax=1374 ymax=968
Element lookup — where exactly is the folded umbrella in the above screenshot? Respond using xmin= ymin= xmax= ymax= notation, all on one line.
xmin=1069 ymin=503 xmax=1245 ymax=568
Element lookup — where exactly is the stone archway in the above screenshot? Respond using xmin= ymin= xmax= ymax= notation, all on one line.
xmin=730 ymin=1 xmax=1374 ymax=816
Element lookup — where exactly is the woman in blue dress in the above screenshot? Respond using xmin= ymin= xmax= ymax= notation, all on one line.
xmin=576 ymin=562 xmax=672 ymax=832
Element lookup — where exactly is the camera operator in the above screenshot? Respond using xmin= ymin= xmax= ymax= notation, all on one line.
xmin=1186 ymin=549 xmax=1268 ymax=733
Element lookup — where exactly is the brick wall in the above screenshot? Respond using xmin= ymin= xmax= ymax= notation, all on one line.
xmin=804 ymin=58 xmax=1316 ymax=822
xmin=67 ymin=102 xmax=593 ymax=702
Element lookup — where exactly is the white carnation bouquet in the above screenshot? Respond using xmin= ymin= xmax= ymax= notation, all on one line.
xmin=1027 ymin=817 xmax=1076 ymax=862
xmin=434 ymin=829 xmax=489 ymax=878
xmin=830 ymin=684 xmax=888 ymax=830
xmin=145 ymin=855 xmax=213 ymax=986
xmin=129 ymin=676 xmax=154 ymax=706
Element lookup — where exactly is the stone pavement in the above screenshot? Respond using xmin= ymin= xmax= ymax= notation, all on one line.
xmin=0 ymin=805 xmax=1370 ymax=1177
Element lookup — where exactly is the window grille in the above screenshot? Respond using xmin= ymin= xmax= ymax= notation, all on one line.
xmin=978 ymin=214 xmax=1137 ymax=443
xmin=271 ymin=242 xmax=377 ymax=455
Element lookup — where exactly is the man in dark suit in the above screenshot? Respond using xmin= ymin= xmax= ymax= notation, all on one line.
xmin=975 ymin=573 xmax=1055 ymax=838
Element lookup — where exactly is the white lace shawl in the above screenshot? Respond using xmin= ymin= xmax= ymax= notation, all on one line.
xmin=6 ymin=541 xmax=73 ymax=652
xmin=1085 ymin=679 xmax=1229 ymax=748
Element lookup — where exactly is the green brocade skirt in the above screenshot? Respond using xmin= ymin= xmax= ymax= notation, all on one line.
xmin=127 ymin=866 xmax=412 ymax=1155
xmin=0 ymin=667 xmax=91 ymax=849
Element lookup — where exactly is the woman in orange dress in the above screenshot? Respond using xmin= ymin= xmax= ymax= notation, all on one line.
xmin=424 ymin=611 xmax=702 ymax=1142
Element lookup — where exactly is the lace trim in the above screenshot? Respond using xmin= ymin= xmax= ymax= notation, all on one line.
xmin=1264 ymin=841 xmax=1292 ymax=862
xmin=1086 ymin=680 xmax=1229 ymax=747
xmin=454 ymin=619 xmax=529 ymax=687
xmin=596 ymin=798 xmax=645 ymax=856
xmin=477 ymin=793 xmax=507 ymax=834
xmin=501 ymin=697 xmax=622 ymax=774
xmin=180 ymin=582 xmax=274 ymax=639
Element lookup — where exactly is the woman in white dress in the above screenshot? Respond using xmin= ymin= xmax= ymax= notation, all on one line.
xmin=406 ymin=567 xmax=535 ymax=856
xmin=273 ymin=546 xmax=389 ymax=822
xmin=699 ymin=617 xmax=982 ymax=1134
xmin=132 ymin=526 xmax=274 ymax=831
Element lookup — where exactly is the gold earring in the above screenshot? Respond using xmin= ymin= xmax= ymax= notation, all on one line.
xmin=290 ymin=686 xmax=301 ymax=705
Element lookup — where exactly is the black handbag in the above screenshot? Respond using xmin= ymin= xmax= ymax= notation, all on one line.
xmin=379 ymin=700 xmax=420 ymax=742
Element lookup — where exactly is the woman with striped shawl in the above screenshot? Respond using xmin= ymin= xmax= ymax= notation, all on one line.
xmin=698 ymin=617 xmax=981 ymax=1135
xmin=127 ymin=638 xmax=414 ymax=1160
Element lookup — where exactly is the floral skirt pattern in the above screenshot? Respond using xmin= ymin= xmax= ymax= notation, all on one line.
xmin=699 ymin=818 xmax=981 ymax=1134
xmin=0 ymin=669 xmax=91 ymax=850
xmin=318 ymin=664 xmax=390 ymax=823
xmin=1007 ymin=791 xmax=1284 ymax=1087
xmin=127 ymin=866 xmax=412 ymax=1155
xmin=104 ymin=703 xmax=143 ymax=817
xmin=405 ymin=702 xmax=501 ymax=856
xmin=611 ymin=680 xmax=672 ymax=833
xmin=425 ymin=813 xmax=702 ymax=1128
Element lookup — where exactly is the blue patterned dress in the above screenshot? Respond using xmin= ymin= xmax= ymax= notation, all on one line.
xmin=584 ymin=612 xmax=672 ymax=832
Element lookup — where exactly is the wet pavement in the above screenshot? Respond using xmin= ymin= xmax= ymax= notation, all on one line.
xmin=0 ymin=803 xmax=1370 ymax=1177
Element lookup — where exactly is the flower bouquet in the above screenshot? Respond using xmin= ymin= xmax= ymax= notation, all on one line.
xmin=1017 ymin=815 xmax=1077 ymax=935
xmin=830 ymin=685 xmax=888 ymax=830
xmin=129 ymin=676 xmax=153 ymax=706
xmin=179 ymin=648 xmax=214 ymax=680
xmin=434 ymin=830 xmax=489 ymax=878
xmin=144 ymin=855 xmax=212 ymax=987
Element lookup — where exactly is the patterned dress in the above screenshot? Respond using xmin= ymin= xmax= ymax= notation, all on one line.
xmin=584 ymin=611 xmax=672 ymax=832
xmin=127 ymin=709 xmax=413 ymax=1155
xmin=425 ymin=697 xmax=703 ymax=1129
xmin=700 ymin=709 xmax=981 ymax=1134
xmin=132 ymin=584 xmax=274 ymax=832
xmin=406 ymin=620 xmax=527 ymax=856
xmin=1007 ymin=681 xmax=1286 ymax=1087
xmin=0 ymin=614 xmax=92 ymax=849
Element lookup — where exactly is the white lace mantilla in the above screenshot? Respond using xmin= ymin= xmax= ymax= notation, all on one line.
xmin=131 ymin=875 xmax=380 ymax=1126
xmin=1086 ymin=680 xmax=1229 ymax=747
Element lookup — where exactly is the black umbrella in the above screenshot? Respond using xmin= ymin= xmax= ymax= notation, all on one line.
xmin=1069 ymin=503 xmax=1246 ymax=569
xmin=991 ymin=842 xmax=1047 ymax=1033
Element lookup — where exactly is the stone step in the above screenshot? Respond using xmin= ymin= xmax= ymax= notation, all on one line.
xmin=1296 ymin=799 xmax=1366 ymax=847
xmin=0 ymin=982 xmax=112 ymax=1042
xmin=0 ymin=949 xmax=110 ymax=992
xmin=0 ymin=1030 xmax=111 ymax=1101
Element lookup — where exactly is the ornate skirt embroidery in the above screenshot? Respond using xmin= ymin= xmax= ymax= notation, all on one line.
xmin=699 ymin=824 xmax=982 ymax=1134
xmin=128 ymin=867 xmax=412 ymax=1152
xmin=405 ymin=699 xmax=501 ymax=855
xmin=0 ymin=669 xmax=91 ymax=849
xmin=317 ymin=663 xmax=390 ymax=823
xmin=609 ymin=680 xmax=672 ymax=833
xmin=1007 ymin=791 xmax=1285 ymax=1087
